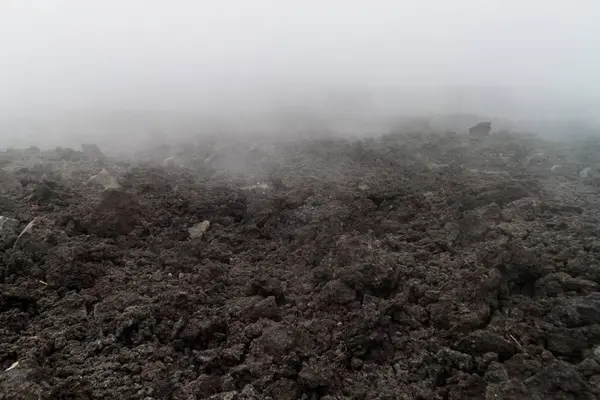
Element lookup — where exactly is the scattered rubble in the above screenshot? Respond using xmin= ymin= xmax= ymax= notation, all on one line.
xmin=1 ymin=131 xmax=600 ymax=399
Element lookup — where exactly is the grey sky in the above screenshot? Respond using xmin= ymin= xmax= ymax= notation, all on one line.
xmin=1 ymin=1 xmax=599 ymax=115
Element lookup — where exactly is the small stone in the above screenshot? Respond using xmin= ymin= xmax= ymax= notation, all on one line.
xmin=162 ymin=157 xmax=182 ymax=168
xmin=244 ymin=323 xmax=263 ymax=339
xmin=548 ymin=303 xmax=581 ymax=327
xmin=88 ymin=169 xmax=121 ymax=190
xmin=188 ymin=220 xmax=210 ymax=239
xmin=241 ymin=384 xmax=258 ymax=396
xmin=204 ymin=152 xmax=218 ymax=164
xmin=550 ymin=165 xmax=562 ymax=172
xmin=547 ymin=329 xmax=587 ymax=357
xmin=28 ymin=183 xmax=61 ymax=205
xmin=540 ymin=349 xmax=554 ymax=361
xmin=222 ymin=344 xmax=245 ymax=363
xmin=351 ymin=357 xmax=363 ymax=370
xmin=250 ymin=296 xmax=279 ymax=320
xmin=358 ymin=183 xmax=370 ymax=191
xmin=484 ymin=361 xmax=508 ymax=383
xmin=574 ymin=301 xmax=600 ymax=325
xmin=577 ymin=358 xmax=600 ymax=378
xmin=580 ymin=167 xmax=592 ymax=178
xmin=320 ymin=280 xmax=356 ymax=305
xmin=54 ymin=335 xmax=67 ymax=351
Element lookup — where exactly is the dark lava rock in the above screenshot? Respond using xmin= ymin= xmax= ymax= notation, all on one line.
xmin=28 ymin=183 xmax=63 ymax=206
xmin=56 ymin=146 xmax=84 ymax=162
xmin=249 ymin=296 xmax=279 ymax=321
xmin=250 ymin=324 xmax=294 ymax=357
xmin=182 ymin=374 xmax=222 ymax=398
xmin=319 ymin=279 xmax=356 ymax=305
xmin=577 ymin=358 xmax=600 ymax=378
xmin=248 ymin=277 xmax=285 ymax=302
xmin=81 ymin=143 xmax=105 ymax=160
xmin=456 ymin=330 xmax=518 ymax=359
xmin=546 ymin=328 xmax=587 ymax=357
xmin=3 ymin=133 xmax=600 ymax=399
xmin=86 ymin=189 xmax=142 ymax=237
xmin=484 ymin=361 xmax=509 ymax=383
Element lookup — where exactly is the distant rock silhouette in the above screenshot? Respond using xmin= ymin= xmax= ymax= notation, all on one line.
xmin=469 ymin=121 xmax=492 ymax=137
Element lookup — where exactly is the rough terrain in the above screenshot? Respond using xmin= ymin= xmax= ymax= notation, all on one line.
xmin=2 ymin=129 xmax=600 ymax=399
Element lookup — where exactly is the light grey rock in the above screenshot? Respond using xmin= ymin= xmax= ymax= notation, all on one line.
xmin=88 ymin=169 xmax=121 ymax=189
xmin=188 ymin=220 xmax=210 ymax=239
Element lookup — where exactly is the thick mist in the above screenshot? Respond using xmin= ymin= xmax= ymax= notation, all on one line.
xmin=1 ymin=1 xmax=599 ymax=149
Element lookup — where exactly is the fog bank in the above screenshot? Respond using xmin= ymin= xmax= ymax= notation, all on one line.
xmin=1 ymin=1 xmax=599 ymax=148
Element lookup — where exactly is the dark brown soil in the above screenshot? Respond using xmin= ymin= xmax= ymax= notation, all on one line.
xmin=2 ymin=132 xmax=600 ymax=399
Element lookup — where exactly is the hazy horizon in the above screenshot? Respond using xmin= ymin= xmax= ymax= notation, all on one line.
xmin=1 ymin=1 xmax=600 ymax=148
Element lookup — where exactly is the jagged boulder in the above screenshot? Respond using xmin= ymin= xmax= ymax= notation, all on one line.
xmin=81 ymin=143 xmax=105 ymax=160
xmin=86 ymin=189 xmax=142 ymax=237
xmin=469 ymin=122 xmax=492 ymax=137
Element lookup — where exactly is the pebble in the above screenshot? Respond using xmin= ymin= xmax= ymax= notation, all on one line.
xmin=162 ymin=157 xmax=183 ymax=168
xmin=188 ymin=220 xmax=210 ymax=239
